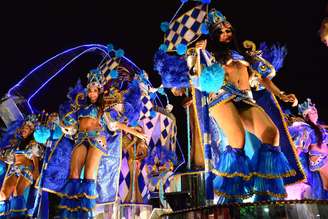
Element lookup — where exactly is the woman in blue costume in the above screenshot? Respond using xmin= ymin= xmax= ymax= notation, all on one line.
xmin=0 ymin=115 xmax=43 ymax=218
xmin=155 ymin=7 xmax=303 ymax=203
xmin=196 ymin=9 xmax=302 ymax=203
xmin=42 ymin=66 xmax=144 ymax=218
xmin=288 ymin=99 xmax=328 ymax=199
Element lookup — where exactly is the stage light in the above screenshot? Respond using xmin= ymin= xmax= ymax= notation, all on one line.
xmin=27 ymin=46 xmax=109 ymax=113
xmin=8 ymin=44 xmax=106 ymax=97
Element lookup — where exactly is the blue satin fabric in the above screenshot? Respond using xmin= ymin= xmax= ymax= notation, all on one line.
xmin=10 ymin=195 xmax=27 ymax=217
xmin=96 ymin=133 xmax=121 ymax=203
xmin=253 ymin=89 xmax=305 ymax=184
xmin=42 ymin=137 xmax=74 ymax=193
xmin=193 ymin=89 xmax=214 ymax=200
xmin=42 ymin=131 xmax=122 ymax=205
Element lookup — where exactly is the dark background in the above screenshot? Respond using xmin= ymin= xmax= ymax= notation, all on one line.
xmin=0 ymin=1 xmax=327 ymax=136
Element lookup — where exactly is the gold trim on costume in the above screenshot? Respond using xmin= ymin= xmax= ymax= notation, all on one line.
xmin=214 ymin=191 xmax=253 ymax=199
xmin=212 ymin=169 xmax=252 ymax=181
xmin=46 ymin=134 xmax=64 ymax=166
xmin=263 ymin=93 xmax=306 ymax=185
xmin=58 ymin=205 xmax=94 ymax=212
xmin=251 ymin=170 xmax=296 ymax=179
xmin=10 ymin=208 xmax=28 ymax=213
xmin=254 ymin=191 xmax=287 ymax=199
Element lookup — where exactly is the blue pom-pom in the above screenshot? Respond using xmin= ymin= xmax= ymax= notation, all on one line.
xmin=159 ymin=43 xmax=168 ymax=52
xmin=198 ymin=63 xmax=225 ymax=93
xmin=108 ymin=69 xmax=119 ymax=79
xmin=180 ymin=0 xmax=188 ymax=3
xmin=176 ymin=43 xmax=187 ymax=55
xmin=115 ymin=49 xmax=125 ymax=58
xmin=157 ymin=87 xmax=165 ymax=95
xmin=107 ymin=43 xmax=114 ymax=52
xmin=52 ymin=124 xmax=63 ymax=140
xmin=201 ymin=0 xmax=211 ymax=4
xmin=160 ymin=22 xmax=170 ymax=33
xmin=34 ymin=126 xmax=51 ymax=144
xmin=150 ymin=110 xmax=157 ymax=118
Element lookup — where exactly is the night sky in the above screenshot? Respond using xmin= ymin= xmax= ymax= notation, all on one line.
xmin=1 ymin=1 xmax=327 ymax=121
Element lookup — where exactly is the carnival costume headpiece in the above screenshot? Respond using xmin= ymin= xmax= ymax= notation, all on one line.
xmin=206 ymin=8 xmax=232 ymax=33
xmin=298 ymin=98 xmax=316 ymax=117
xmin=22 ymin=114 xmax=39 ymax=131
xmin=87 ymin=68 xmax=104 ymax=92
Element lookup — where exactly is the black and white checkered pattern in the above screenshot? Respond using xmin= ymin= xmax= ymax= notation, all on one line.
xmin=164 ymin=4 xmax=207 ymax=52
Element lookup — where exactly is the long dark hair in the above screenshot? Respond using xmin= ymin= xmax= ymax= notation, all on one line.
xmin=17 ymin=133 xmax=34 ymax=150
xmin=86 ymin=87 xmax=104 ymax=118
xmin=305 ymin=114 xmax=323 ymax=147
xmin=207 ymin=27 xmax=255 ymax=67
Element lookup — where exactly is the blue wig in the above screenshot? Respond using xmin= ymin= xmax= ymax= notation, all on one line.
xmin=259 ymin=42 xmax=287 ymax=72
xmin=153 ymin=50 xmax=190 ymax=88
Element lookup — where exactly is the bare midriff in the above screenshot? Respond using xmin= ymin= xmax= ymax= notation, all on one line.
xmin=15 ymin=154 xmax=33 ymax=166
xmin=79 ymin=117 xmax=102 ymax=132
xmin=224 ymin=61 xmax=250 ymax=91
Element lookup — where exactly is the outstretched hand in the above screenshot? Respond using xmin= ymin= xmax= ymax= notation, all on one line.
xmin=280 ymin=93 xmax=298 ymax=107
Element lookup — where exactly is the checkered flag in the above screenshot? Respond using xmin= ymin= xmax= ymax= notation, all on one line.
xmin=164 ymin=4 xmax=208 ymax=52
xmin=99 ymin=57 xmax=119 ymax=75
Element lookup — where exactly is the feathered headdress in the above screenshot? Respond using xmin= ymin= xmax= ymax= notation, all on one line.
xmin=206 ymin=8 xmax=232 ymax=33
xmin=87 ymin=68 xmax=104 ymax=92
xmin=298 ymin=98 xmax=316 ymax=117
xmin=23 ymin=114 xmax=39 ymax=131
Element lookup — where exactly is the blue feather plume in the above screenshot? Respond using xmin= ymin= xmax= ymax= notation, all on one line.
xmin=123 ymin=80 xmax=142 ymax=126
xmin=154 ymin=50 xmax=190 ymax=88
xmin=259 ymin=42 xmax=287 ymax=72
xmin=34 ymin=125 xmax=51 ymax=144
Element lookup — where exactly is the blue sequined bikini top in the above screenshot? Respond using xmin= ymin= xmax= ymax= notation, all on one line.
xmin=77 ymin=104 xmax=99 ymax=120
xmin=77 ymin=104 xmax=108 ymax=129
